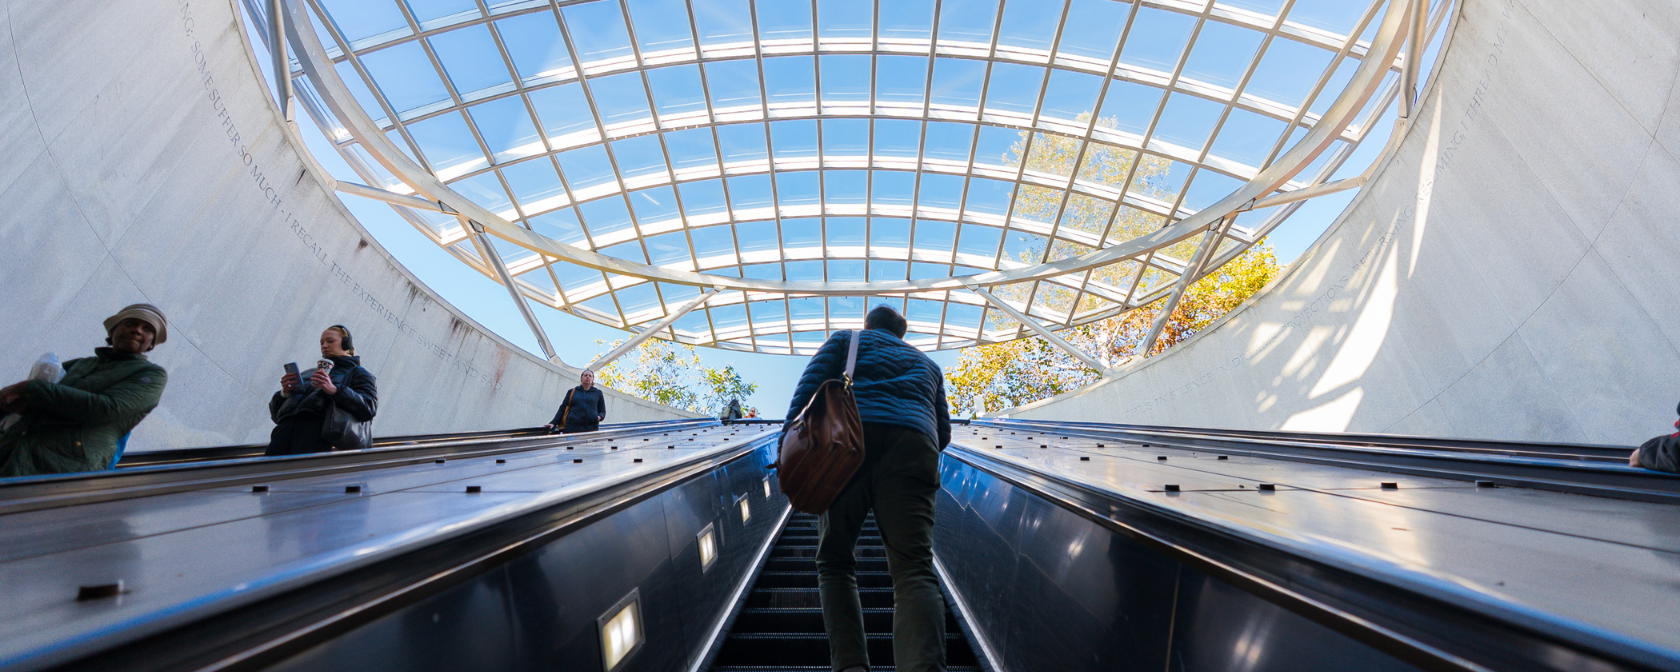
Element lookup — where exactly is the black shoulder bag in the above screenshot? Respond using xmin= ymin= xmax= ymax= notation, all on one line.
xmin=321 ymin=367 xmax=373 ymax=451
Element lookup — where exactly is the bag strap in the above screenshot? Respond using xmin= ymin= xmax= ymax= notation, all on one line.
xmin=560 ymin=388 xmax=575 ymax=426
xmin=843 ymin=329 xmax=861 ymax=385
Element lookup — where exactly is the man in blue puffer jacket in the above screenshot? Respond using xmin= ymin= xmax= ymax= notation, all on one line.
xmin=784 ymin=304 xmax=951 ymax=672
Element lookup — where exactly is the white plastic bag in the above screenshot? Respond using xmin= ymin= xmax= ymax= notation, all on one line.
xmin=1 ymin=353 xmax=64 ymax=431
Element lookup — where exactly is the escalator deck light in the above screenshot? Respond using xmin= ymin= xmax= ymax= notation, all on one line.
xmin=698 ymin=524 xmax=718 ymax=571
xmin=597 ymin=590 xmax=643 ymax=671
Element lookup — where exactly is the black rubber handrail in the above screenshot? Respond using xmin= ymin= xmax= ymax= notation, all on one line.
xmin=975 ymin=418 xmax=1631 ymax=460
xmin=0 ymin=418 xmax=722 ymax=514
xmin=967 ymin=419 xmax=1680 ymax=503
xmin=115 ymin=418 xmax=707 ymax=468
xmin=944 ymin=445 xmax=1679 ymax=672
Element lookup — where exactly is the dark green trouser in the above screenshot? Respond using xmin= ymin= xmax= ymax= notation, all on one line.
xmin=817 ymin=423 xmax=945 ymax=672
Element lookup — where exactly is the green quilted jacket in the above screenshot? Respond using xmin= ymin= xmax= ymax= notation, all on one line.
xmin=0 ymin=349 xmax=168 ymax=477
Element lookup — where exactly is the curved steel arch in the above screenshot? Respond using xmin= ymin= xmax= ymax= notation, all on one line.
xmin=280 ymin=0 xmax=1415 ymax=354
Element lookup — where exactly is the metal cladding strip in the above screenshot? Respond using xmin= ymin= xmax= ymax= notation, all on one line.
xmin=0 ymin=419 xmax=722 ymax=514
xmin=2 ymin=429 xmax=779 ymax=672
xmin=684 ymin=502 xmax=794 ymax=672
xmin=966 ymin=419 xmax=1680 ymax=503
xmin=280 ymin=0 xmax=1412 ymax=295
xmin=942 ymin=444 xmax=1680 ymax=672
xmin=931 ymin=553 xmax=1004 ymax=672
xmin=972 ymin=418 xmax=1633 ymax=460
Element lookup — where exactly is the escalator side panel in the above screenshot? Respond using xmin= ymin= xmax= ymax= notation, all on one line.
xmin=1169 ymin=567 xmax=1421 ymax=672
xmin=934 ymin=455 xmax=1424 ymax=672
xmin=1003 ymin=492 xmax=1177 ymax=672
xmin=932 ymin=455 xmax=1028 ymax=670
xmin=266 ymin=442 xmax=789 ymax=672
xmin=660 ymin=471 xmax=729 ymax=662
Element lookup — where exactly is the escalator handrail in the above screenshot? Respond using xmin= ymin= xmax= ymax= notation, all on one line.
xmin=966 ymin=419 xmax=1680 ymax=503
xmin=0 ymin=418 xmax=722 ymax=514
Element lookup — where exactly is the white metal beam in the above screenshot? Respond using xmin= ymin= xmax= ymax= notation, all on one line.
xmin=466 ymin=220 xmax=562 ymax=364
xmin=268 ymin=0 xmax=294 ymax=121
xmin=588 ymin=288 xmax=720 ymax=371
xmin=965 ymin=283 xmax=1108 ymax=374
xmin=1138 ymin=214 xmax=1237 ymax=357
xmin=334 ymin=181 xmax=449 ymax=213
xmin=1401 ymin=0 xmax=1429 ymax=119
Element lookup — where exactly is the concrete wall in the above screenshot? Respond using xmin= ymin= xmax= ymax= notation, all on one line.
xmin=0 ymin=0 xmax=694 ymax=451
xmin=1012 ymin=0 xmax=1680 ymax=445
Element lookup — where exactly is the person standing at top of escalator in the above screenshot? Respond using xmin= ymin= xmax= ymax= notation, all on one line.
xmin=0 ymin=304 xmax=171 ymax=476
xmin=266 ymin=325 xmax=377 ymax=456
xmin=545 ymin=369 xmax=606 ymax=434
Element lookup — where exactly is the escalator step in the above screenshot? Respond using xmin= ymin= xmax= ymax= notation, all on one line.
xmin=711 ymin=667 xmax=981 ymax=671
xmin=754 ymin=571 xmax=892 ymax=589
xmin=764 ymin=558 xmax=887 ymax=572
xmin=730 ymin=608 xmax=964 ymax=634
xmin=709 ymin=514 xmax=981 ymax=672
xmin=745 ymin=588 xmax=894 ymax=609
xmin=715 ymin=634 xmax=979 ymax=667
xmin=770 ymin=546 xmax=887 ymax=559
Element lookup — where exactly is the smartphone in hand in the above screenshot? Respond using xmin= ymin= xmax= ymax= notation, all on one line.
xmin=284 ymin=362 xmax=300 ymax=378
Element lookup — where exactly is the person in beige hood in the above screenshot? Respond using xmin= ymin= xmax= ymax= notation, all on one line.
xmin=0 ymin=304 xmax=170 ymax=476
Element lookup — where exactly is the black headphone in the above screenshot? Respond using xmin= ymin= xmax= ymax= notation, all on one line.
xmin=330 ymin=324 xmax=354 ymax=354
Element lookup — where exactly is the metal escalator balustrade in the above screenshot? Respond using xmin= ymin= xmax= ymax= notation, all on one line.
xmin=0 ymin=422 xmax=789 ymax=671
xmin=708 ymin=513 xmax=982 ymax=671
xmin=934 ymin=422 xmax=1680 ymax=672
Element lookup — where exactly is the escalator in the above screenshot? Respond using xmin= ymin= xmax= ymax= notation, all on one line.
xmin=709 ymin=513 xmax=981 ymax=671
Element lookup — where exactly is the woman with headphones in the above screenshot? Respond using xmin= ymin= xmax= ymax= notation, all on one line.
xmin=266 ymin=325 xmax=378 ymax=455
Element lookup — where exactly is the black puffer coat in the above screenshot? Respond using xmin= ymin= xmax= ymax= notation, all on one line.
xmin=269 ymin=355 xmax=377 ymax=425
xmin=785 ymin=329 xmax=951 ymax=449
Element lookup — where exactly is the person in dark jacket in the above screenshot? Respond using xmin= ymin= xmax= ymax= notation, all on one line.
xmin=724 ymin=398 xmax=743 ymax=421
xmin=0 ymin=304 xmax=170 ymax=476
xmin=266 ymin=325 xmax=377 ymax=456
xmin=1631 ymin=401 xmax=1680 ymax=472
xmin=784 ymin=305 xmax=951 ymax=672
xmin=546 ymin=369 xmax=606 ymax=434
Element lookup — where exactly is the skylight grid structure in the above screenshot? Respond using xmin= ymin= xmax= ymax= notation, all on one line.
xmin=254 ymin=0 xmax=1442 ymax=356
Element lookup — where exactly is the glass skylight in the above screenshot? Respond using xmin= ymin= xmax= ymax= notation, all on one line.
xmin=268 ymin=0 xmax=1424 ymax=355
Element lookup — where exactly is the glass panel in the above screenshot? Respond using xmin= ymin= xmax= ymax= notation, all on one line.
xmin=763 ymin=56 xmax=817 ymax=106
xmin=467 ymin=97 xmax=543 ymax=162
xmin=496 ymin=13 xmax=572 ymax=83
xmin=1117 ymin=7 xmax=1196 ymax=73
xmin=561 ymin=1 xmax=635 ymax=63
xmin=817 ymin=0 xmax=873 ymax=39
xmin=428 ymin=24 xmax=513 ymax=98
xmin=1057 ymin=0 xmax=1129 ymax=61
xmin=1180 ymin=20 xmax=1264 ymax=91
xmin=996 ymin=0 xmax=1063 ymax=53
xmin=625 ymin=0 xmax=696 ymax=53
xmin=359 ymin=42 xmax=451 ymax=114
xmin=819 ymin=55 xmax=873 ymax=105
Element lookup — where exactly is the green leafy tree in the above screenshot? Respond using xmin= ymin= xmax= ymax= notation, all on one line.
xmin=700 ymin=365 xmax=758 ymax=415
xmin=946 ymin=119 xmax=1283 ymax=416
xmin=594 ymin=339 xmax=757 ymax=415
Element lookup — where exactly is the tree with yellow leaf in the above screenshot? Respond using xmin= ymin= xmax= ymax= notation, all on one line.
xmin=946 ymin=119 xmax=1283 ymax=416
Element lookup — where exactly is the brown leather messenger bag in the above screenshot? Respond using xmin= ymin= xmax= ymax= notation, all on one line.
xmin=775 ymin=330 xmax=865 ymax=514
